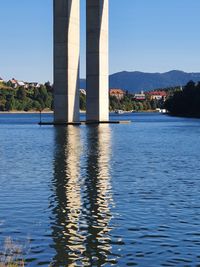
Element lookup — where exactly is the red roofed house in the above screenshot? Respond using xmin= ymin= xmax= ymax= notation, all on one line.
xmin=110 ymin=89 xmax=126 ymax=100
xmin=147 ymin=91 xmax=167 ymax=101
xmin=9 ymin=79 xmax=26 ymax=88
xmin=9 ymin=78 xmax=18 ymax=88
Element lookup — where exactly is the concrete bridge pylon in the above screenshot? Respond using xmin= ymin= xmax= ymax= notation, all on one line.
xmin=53 ymin=0 xmax=109 ymax=124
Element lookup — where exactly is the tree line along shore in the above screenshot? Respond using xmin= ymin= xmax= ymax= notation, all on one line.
xmin=0 ymin=81 xmax=168 ymax=113
xmin=0 ymin=81 xmax=53 ymax=112
xmin=0 ymin=79 xmax=198 ymax=116
xmin=165 ymin=81 xmax=200 ymax=118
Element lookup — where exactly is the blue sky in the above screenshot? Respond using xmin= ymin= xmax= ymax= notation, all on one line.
xmin=1 ymin=0 xmax=200 ymax=82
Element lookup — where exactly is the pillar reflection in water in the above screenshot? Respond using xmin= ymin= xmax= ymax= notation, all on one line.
xmin=82 ymin=125 xmax=114 ymax=266
xmin=51 ymin=125 xmax=114 ymax=266
xmin=51 ymin=126 xmax=84 ymax=266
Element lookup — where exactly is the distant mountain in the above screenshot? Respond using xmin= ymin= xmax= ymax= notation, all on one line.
xmin=80 ymin=70 xmax=200 ymax=93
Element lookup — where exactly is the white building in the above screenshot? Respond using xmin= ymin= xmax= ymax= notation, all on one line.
xmin=80 ymin=89 xmax=86 ymax=95
xmin=9 ymin=79 xmax=26 ymax=88
xmin=17 ymin=81 xmax=25 ymax=87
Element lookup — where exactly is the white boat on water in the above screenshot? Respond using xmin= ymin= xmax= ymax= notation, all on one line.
xmin=160 ymin=109 xmax=167 ymax=114
xmin=156 ymin=108 xmax=168 ymax=114
xmin=115 ymin=109 xmax=124 ymax=114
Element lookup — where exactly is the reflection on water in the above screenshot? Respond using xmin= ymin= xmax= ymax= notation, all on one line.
xmin=51 ymin=125 xmax=113 ymax=266
xmin=2 ymin=114 xmax=200 ymax=265
xmin=51 ymin=126 xmax=84 ymax=266
xmin=82 ymin=126 xmax=113 ymax=266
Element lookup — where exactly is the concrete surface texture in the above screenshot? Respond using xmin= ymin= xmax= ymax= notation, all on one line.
xmin=54 ymin=0 xmax=80 ymax=123
xmin=86 ymin=0 xmax=109 ymax=122
xmin=54 ymin=0 xmax=109 ymax=123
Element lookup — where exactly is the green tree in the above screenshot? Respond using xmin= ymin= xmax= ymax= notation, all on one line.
xmin=17 ymin=87 xmax=26 ymax=100
xmin=80 ymin=94 xmax=86 ymax=110
xmin=137 ymin=102 xmax=144 ymax=110
xmin=5 ymin=95 xmax=15 ymax=111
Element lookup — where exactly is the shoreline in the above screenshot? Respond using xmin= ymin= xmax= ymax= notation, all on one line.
xmin=0 ymin=110 xmax=158 ymax=115
xmin=0 ymin=110 xmax=87 ymax=114
xmin=0 ymin=111 xmax=53 ymax=114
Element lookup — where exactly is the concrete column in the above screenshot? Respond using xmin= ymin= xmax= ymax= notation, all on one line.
xmin=86 ymin=0 xmax=109 ymax=122
xmin=54 ymin=0 xmax=80 ymax=123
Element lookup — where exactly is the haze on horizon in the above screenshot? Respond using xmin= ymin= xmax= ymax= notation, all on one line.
xmin=0 ymin=0 xmax=200 ymax=83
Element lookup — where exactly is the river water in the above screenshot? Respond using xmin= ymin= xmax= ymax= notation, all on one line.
xmin=0 ymin=112 xmax=200 ymax=266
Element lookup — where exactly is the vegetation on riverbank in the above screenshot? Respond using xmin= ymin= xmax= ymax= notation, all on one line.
xmin=0 ymin=237 xmax=27 ymax=267
xmin=1 ymin=79 xmax=184 ymax=113
xmin=0 ymin=85 xmax=165 ymax=112
xmin=0 ymin=82 xmax=53 ymax=111
xmin=80 ymin=93 xmax=165 ymax=112
xmin=109 ymin=94 xmax=162 ymax=111
xmin=165 ymin=81 xmax=200 ymax=117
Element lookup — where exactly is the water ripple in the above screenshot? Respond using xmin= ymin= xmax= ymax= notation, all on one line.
xmin=1 ymin=113 xmax=200 ymax=266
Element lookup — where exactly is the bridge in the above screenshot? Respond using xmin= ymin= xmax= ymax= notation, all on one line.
xmin=54 ymin=0 xmax=109 ymax=124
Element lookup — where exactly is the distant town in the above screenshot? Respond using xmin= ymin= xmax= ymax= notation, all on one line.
xmin=0 ymin=76 xmax=183 ymax=113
